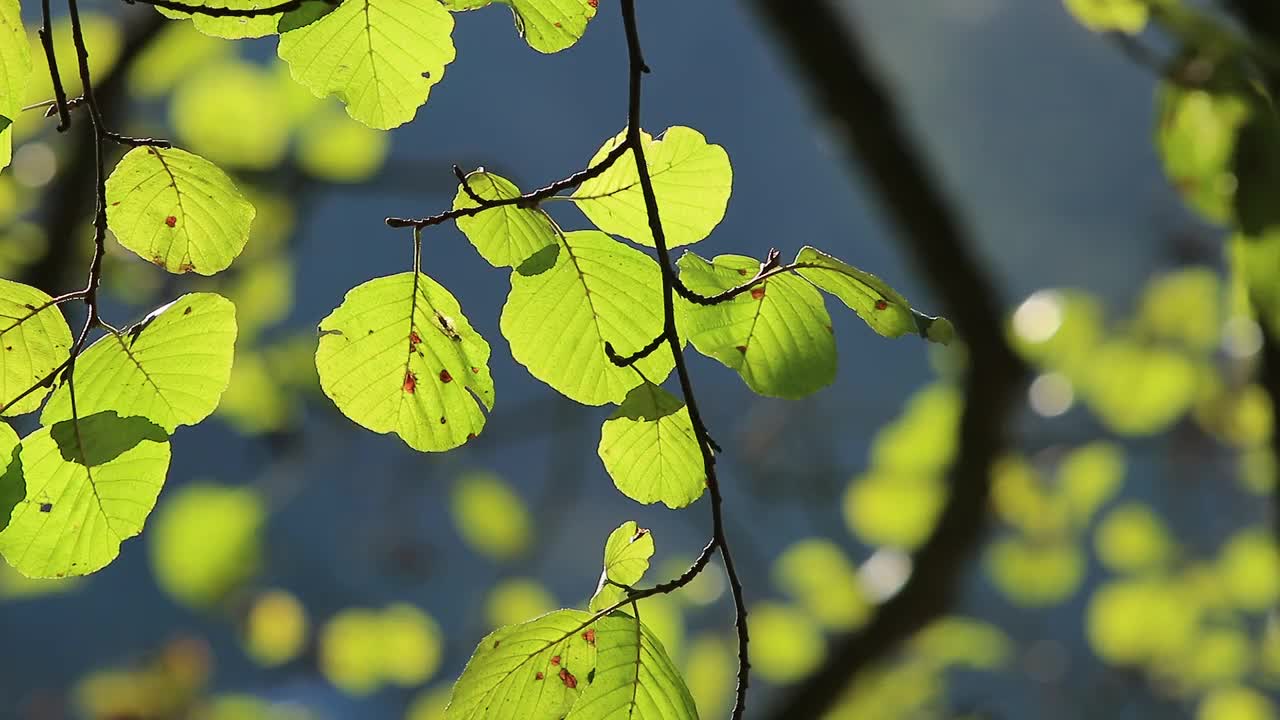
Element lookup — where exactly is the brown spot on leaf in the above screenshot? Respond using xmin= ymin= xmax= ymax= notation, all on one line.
xmin=403 ymin=371 xmax=417 ymax=393
xmin=422 ymin=71 xmax=431 ymax=79
xmin=550 ymin=655 xmax=561 ymax=666
xmin=738 ymin=268 xmax=749 ymax=276
xmin=183 ymin=307 xmax=192 ymax=316
xmin=152 ymin=255 xmax=166 ymax=267
xmin=735 ymin=345 xmax=747 ymax=353
xmin=536 ymin=671 xmax=544 ymax=680
xmin=471 ymin=366 xmax=480 ymax=374
xmin=165 ymin=215 xmax=177 ymax=228
xmin=409 ymin=330 xmax=422 ymax=347
xmin=582 ymin=629 xmax=595 ymax=645
xmin=466 ymin=432 xmax=476 ymax=441
xmin=39 ymin=503 xmax=52 ymax=513
xmin=440 ymin=369 xmax=453 ymax=383
xmin=179 ymin=261 xmax=196 ymax=273
xmin=560 ymin=668 xmax=577 ymax=688
xmin=554 ymin=21 xmax=561 ymax=27
xmin=588 ymin=0 xmax=597 ymax=7
xmin=750 ymin=287 xmax=765 ymax=300
xmin=874 ymin=299 xmax=889 ymax=311
xmin=494 ymin=640 xmax=501 ymax=648
xmin=439 ymin=416 xmax=447 ymax=424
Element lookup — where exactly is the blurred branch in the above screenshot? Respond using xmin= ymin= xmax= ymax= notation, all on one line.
xmin=1229 ymin=0 xmax=1280 ymax=546
xmin=744 ymin=2 xmax=1026 ymax=716
xmin=19 ymin=13 xmax=166 ymax=296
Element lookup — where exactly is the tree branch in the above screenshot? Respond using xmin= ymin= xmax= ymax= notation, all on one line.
xmin=745 ymin=2 xmax=1026 ymax=716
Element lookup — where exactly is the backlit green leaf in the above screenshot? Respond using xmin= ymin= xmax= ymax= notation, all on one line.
xmin=678 ymin=252 xmax=835 ymax=399
xmin=441 ymin=0 xmax=597 ymax=54
xmin=501 ymin=231 xmax=673 ymax=405
xmin=41 ymin=293 xmax=237 ymax=433
xmin=316 ymin=272 xmax=494 ymax=452
xmin=0 ymin=0 xmax=31 ymax=174
xmin=277 ymin=0 xmax=338 ymax=34
xmin=448 ymin=609 xmax=598 ymax=720
xmin=0 ymin=413 xmax=170 ymax=578
xmin=597 ymin=383 xmax=703 ymax=509
xmin=277 ymin=0 xmax=455 ymax=130
xmin=794 ymin=246 xmax=953 ymax=345
xmin=1156 ymin=83 xmax=1248 ymax=224
xmin=156 ymin=0 xmax=283 ymax=39
xmin=453 ymin=171 xmax=560 ymax=268
xmin=0 ymin=279 xmax=73 ymax=416
xmin=572 ymin=127 xmax=731 ymax=249
xmin=105 ymin=146 xmax=256 ymax=275
xmin=565 ymin=612 xmax=697 ymax=720
xmin=589 ymin=521 xmax=654 ymax=612
xmin=1063 ymin=0 xmax=1147 ymax=34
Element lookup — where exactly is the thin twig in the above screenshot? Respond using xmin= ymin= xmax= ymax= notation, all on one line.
xmin=38 ymin=0 xmax=71 ymax=132
xmin=619 ymin=1 xmax=751 ymax=717
xmin=385 ymin=142 xmax=630 ymax=228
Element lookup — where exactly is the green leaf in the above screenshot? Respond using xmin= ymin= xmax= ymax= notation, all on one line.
xmin=41 ymin=293 xmax=237 ymax=433
xmin=1156 ymin=82 xmax=1249 ymax=224
xmin=597 ymin=383 xmax=704 ymax=509
xmin=565 ymin=612 xmax=697 ymax=720
xmin=277 ymin=0 xmax=455 ymax=130
xmin=448 ymin=609 xmax=598 ymax=720
xmin=105 ymin=146 xmax=256 ymax=275
xmin=0 ymin=412 xmax=170 ymax=578
xmin=589 ymin=521 xmax=654 ymax=612
xmin=0 ymin=279 xmax=74 ymax=416
xmin=794 ymin=246 xmax=954 ymax=345
xmin=453 ymin=171 xmax=560 ymax=268
xmin=440 ymin=0 xmax=597 ymax=54
xmin=501 ymin=231 xmax=673 ymax=406
xmin=0 ymin=0 xmax=32 ymax=175
xmin=451 ymin=471 xmax=531 ymax=561
xmin=0 ymin=420 xmax=19 ymax=532
xmin=156 ymin=0 xmax=285 ymax=39
xmin=316 ymin=272 xmax=494 ymax=452
xmin=1063 ymin=0 xmax=1147 ymax=34
xmin=572 ymin=127 xmax=732 ymax=249
xmin=678 ymin=253 xmax=835 ymax=399
xmin=277 ymin=0 xmax=339 ymax=33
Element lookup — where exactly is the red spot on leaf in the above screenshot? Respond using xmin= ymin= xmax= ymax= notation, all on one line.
xmin=536 ymin=671 xmax=544 ymax=680
xmin=471 ymin=366 xmax=480 ymax=374
xmin=874 ymin=299 xmax=889 ymax=311
xmin=165 ymin=215 xmax=177 ymax=228
xmin=440 ymin=368 xmax=453 ymax=383
xmin=750 ymin=287 xmax=765 ymax=300
xmin=560 ymin=668 xmax=577 ymax=688
xmin=582 ymin=629 xmax=595 ymax=645
xmin=409 ymin=330 xmax=422 ymax=347
xmin=466 ymin=433 xmax=476 ymax=441
xmin=587 ymin=0 xmax=597 ymax=7
xmin=403 ymin=371 xmax=417 ymax=393
xmin=550 ymin=655 xmax=561 ymax=665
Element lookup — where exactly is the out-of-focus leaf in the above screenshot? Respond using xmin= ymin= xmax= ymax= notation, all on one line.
xmin=149 ymin=482 xmax=264 ymax=608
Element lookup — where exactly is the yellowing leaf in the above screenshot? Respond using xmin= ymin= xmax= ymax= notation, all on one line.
xmin=105 ymin=147 xmax=256 ymax=275
xmin=277 ymin=0 xmax=455 ymax=130
xmin=572 ymin=127 xmax=731 ymax=249
xmin=244 ymin=590 xmax=308 ymax=667
xmin=315 ymin=273 xmax=494 ymax=452
xmin=0 ymin=278 xmax=73 ymax=416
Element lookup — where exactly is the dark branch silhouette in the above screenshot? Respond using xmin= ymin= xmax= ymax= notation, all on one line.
xmin=745 ymin=2 xmax=1026 ymax=717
